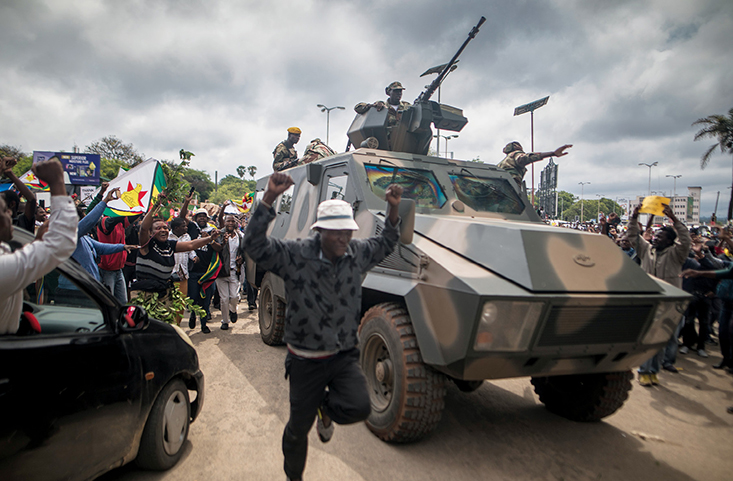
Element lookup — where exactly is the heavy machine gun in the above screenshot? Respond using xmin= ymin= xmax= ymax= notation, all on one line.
xmin=347 ymin=16 xmax=486 ymax=155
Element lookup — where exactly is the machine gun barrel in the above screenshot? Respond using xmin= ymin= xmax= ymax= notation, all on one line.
xmin=416 ymin=16 xmax=486 ymax=103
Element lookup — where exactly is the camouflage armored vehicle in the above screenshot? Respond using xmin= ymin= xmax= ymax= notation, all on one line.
xmin=247 ymin=18 xmax=689 ymax=443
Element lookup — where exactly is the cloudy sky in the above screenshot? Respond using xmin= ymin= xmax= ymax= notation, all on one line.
xmin=2 ymin=0 xmax=732 ymax=216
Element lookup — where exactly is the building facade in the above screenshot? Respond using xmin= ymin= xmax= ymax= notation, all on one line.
xmin=634 ymin=186 xmax=701 ymax=225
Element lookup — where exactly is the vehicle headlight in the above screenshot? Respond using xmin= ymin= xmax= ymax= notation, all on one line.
xmin=172 ymin=324 xmax=195 ymax=349
xmin=641 ymin=300 xmax=688 ymax=345
xmin=474 ymin=301 xmax=544 ymax=352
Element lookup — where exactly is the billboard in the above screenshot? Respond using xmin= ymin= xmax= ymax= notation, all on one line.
xmin=33 ymin=151 xmax=101 ymax=185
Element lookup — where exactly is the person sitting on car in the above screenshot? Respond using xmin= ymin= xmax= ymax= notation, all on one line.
xmin=0 ymin=157 xmax=77 ymax=335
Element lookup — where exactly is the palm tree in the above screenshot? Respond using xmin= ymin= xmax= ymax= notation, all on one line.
xmin=693 ymin=108 xmax=733 ymax=220
xmin=247 ymin=165 xmax=257 ymax=180
xmin=236 ymin=165 xmax=246 ymax=180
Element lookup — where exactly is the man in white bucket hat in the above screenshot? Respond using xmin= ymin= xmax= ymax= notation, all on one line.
xmin=244 ymin=172 xmax=402 ymax=481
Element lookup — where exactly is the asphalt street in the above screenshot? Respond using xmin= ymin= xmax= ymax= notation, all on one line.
xmin=100 ymin=304 xmax=732 ymax=481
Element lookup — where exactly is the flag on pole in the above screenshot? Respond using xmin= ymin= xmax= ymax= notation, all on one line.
xmin=18 ymin=170 xmax=50 ymax=191
xmin=225 ymin=193 xmax=254 ymax=214
xmin=103 ymin=159 xmax=167 ymax=217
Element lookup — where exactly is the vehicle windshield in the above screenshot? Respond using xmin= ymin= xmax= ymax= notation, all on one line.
xmin=448 ymin=172 xmax=525 ymax=214
xmin=364 ymin=164 xmax=447 ymax=209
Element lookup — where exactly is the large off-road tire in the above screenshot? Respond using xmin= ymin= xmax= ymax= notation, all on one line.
xmin=530 ymin=371 xmax=633 ymax=422
xmin=135 ymin=379 xmax=190 ymax=470
xmin=359 ymin=302 xmax=447 ymax=443
xmin=259 ymin=275 xmax=285 ymax=345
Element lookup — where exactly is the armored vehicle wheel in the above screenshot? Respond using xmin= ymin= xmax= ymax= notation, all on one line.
xmin=259 ymin=276 xmax=285 ymax=345
xmin=359 ymin=302 xmax=447 ymax=443
xmin=531 ymin=371 xmax=633 ymax=422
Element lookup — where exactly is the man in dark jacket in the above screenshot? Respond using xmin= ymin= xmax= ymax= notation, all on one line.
xmin=244 ymin=172 xmax=402 ymax=481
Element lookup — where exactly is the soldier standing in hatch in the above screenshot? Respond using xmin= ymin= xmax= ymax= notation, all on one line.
xmin=273 ymin=127 xmax=301 ymax=172
xmin=497 ymin=141 xmax=573 ymax=187
xmin=354 ymin=81 xmax=411 ymax=127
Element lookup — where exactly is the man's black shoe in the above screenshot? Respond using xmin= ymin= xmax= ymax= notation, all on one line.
xmin=221 ymin=323 xmax=229 ymax=330
xmin=202 ymin=325 xmax=211 ymax=334
xmin=248 ymin=304 xmax=257 ymax=311
xmin=230 ymin=311 xmax=238 ymax=323
xmin=713 ymin=362 xmax=731 ymax=369
xmin=188 ymin=313 xmax=196 ymax=329
xmin=662 ymin=364 xmax=679 ymax=373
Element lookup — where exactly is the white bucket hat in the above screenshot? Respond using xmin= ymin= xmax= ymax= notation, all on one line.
xmin=193 ymin=208 xmax=208 ymax=218
xmin=311 ymin=199 xmax=359 ymax=231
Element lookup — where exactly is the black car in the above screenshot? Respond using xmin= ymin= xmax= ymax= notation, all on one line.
xmin=0 ymin=228 xmax=205 ymax=480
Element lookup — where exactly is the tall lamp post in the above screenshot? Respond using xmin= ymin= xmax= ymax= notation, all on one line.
xmin=316 ymin=104 xmax=345 ymax=146
xmin=666 ymin=174 xmax=681 ymax=198
xmin=596 ymin=194 xmax=605 ymax=221
xmin=639 ymin=162 xmax=658 ymax=197
xmin=514 ymin=95 xmax=550 ymax=205
xmin=579 ymin=181 xmax=591 ymax=223
xmin=433 ymin=134 xmax=458 ymax=158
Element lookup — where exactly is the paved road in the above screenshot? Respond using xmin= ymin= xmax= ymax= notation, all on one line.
xmin=101 ymin=305 xmax=732 ymax=481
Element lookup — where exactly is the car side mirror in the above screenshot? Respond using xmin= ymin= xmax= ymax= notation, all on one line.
xmin=397 ymin=198 xmax=415 ymax=245
xmin=120 ymin=305 xmax=149 ymax=331
xmin=307 ymin=163 xmax=322 ymax=186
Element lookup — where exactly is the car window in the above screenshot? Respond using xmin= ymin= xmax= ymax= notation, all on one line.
xmin=364 ymin=164 xmax=447 ymax=209
xmin=279 ymin=185 xmax=295 ymax=214
xmin=22 ymin=266 xmax=107 ymax=335
xmin=325 ymin=174 xmax=348 ymax=201
xmin=448 ymin=174 xmax=525 ymax=214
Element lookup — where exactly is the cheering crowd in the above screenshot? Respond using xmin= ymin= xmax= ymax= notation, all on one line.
xmin=0 ymin=156 xmax=257 ymax=335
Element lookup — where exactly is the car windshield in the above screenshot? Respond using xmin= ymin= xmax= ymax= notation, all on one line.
xmin=364 ymin=164 xmax=447 ymax=209
xmin=448 ymin=172 xmax=525 ymax=214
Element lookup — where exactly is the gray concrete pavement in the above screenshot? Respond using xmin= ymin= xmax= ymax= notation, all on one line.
xmin=100 ymin=304 xmax=733 ymax=481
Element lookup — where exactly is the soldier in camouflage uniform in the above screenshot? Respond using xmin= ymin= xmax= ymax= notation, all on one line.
xmin=497 ymin=141 xmax=573 ymax=187
xmin=298 ymin=138 xmax=336 ymax=166
xmin=354 ymin=81 xmax=411 ymax=127
xmin=273 ymin=127 xmax=302 ymax=172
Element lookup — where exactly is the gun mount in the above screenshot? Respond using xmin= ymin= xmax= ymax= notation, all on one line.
xmin=347 ymin=16 xmax=485 ymax=155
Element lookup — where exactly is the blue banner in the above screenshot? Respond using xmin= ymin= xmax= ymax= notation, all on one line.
xmin=33 ymin=151 xmax=101 ymax=185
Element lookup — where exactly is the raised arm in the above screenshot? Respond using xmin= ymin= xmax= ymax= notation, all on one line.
xmin=175 ymin=229 xmax=220 ymax=252
xmin=2 ymin=157 xmax=37 ymax=221
xmin=139 ymin=194 xmax=164 ymax=247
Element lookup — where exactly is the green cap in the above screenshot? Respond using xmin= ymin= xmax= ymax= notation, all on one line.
xmin=386 ymin=81 xmax=405 ymax=91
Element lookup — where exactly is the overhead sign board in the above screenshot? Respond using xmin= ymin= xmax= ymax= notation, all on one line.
xmin=513 ymin=96 xmax=550 ymax=116
xmin=33 ymin=151 xmax=101 ymax=185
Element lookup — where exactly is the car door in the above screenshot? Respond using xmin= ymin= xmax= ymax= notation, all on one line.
xmin=0 ymin=264 xmax=142 ymax=481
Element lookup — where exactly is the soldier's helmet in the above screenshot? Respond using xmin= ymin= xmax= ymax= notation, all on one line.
xmin=385 ymin=81 xmax=405 ymax=95
xmin=503 ymin=141 xmax=523 ymax=154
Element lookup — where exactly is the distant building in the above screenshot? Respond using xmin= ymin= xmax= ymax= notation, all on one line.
xmin=634 ymin=186 xmax=701 ymax=225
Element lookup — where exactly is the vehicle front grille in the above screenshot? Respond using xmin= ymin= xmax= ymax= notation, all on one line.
xmin=536 ymin=305 xmax=654 ymax=347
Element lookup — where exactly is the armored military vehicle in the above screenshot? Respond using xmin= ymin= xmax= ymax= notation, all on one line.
xmin=247 ymin=18 xmax=689 ymax=443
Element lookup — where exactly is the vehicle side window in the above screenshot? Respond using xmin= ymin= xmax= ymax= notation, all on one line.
xmin=326 ymin=174 xmax=348 ymax=201
xmin=279 ymin=185 xmax=295 ymax=214
xmin=21 ymin=267 xmax=107 ymax=335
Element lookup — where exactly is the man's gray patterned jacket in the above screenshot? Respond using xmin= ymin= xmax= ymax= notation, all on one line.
xmin=244 ymin=203 xmax=400 ymax=352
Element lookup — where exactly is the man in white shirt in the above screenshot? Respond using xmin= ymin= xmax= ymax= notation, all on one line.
xmin=0 ymin=157 xmax=77 ymax=334
xmin=215 ymin=214 xmax=244 ymax=330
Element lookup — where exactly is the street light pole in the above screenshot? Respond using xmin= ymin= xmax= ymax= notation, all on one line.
xmin=579 ymin=181 xmax=590 ymax=223
xmin=316 ymin=104 xmax=345 ymax=146
xmin=433 ymin=134 xmax=458 ymax=158
xmin=596 ymin=194 xmax=605 ymax=220
xmin=666 ymin=174 xmax=681 ymax=198
xmin=514 ymin=95 xmax=550 ymax=206
xmin=639 ymin=162 xmax=658 ymax=197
